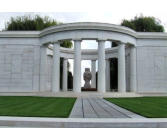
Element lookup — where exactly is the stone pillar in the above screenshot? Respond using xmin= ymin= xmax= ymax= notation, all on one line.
xmin=52 ymin=42 xmax=60 ymax=93
xmin=130 ymin=46 xmax=137 ymax=92
xmin=118 ymin=43 xmax=126 ymax=92
xmin=63 ymin=58 xmax=68 ymax=91
xmin=91 ymin=60 xmax=96 ymax=88
xmin=105 ymin=59 xmax=110 ymax=91
xmin=40 ymin=44 xmax=48 ymax=92
xmin=111 ymin=41 xmax=113 ymax=48
xmin=73 ymin=40 xmax=82 ymax=93
xmin=97 ymin=40 xmax=106 ymax=93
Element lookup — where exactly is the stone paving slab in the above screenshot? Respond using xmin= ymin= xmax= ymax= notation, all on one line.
xmin=69 ymin=98 xmax=83 ymax=118
xmin=82 ymin=98 xmax=98 ymax=118
xmin=70 ymin=97 xmax=144 ymax=118
xmin=95 ymin=98 xmax=128 ymax=118
xmin=102 ymin=99 xmax=145 ymax=118
xmin=88 ymin=98 xmax=111 ymax=118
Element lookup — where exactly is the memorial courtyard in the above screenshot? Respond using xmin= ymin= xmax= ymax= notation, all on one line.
xmin=0 ymin=18 xmax=167 ymax=127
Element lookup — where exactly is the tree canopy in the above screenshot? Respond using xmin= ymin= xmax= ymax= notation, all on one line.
xmin=121 ymin=16 xmax=164 ymax=32
xmin=5 ymin=15 xmax=73 ymax=48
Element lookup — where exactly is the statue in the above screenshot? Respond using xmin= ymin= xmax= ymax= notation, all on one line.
xmin=83 ymin=68 xmax=92 ymax=88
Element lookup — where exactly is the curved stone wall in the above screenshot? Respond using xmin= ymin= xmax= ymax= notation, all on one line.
xmin=0 ymin=22 xmax=166 ymax=93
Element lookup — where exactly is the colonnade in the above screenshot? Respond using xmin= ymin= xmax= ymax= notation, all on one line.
xmin=40 ymin=40 xmax=137 ymax=93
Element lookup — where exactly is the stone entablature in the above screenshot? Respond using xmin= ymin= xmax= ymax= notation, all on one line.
xmin=0 ymin=22 xmax=167 ymax=46
xmin=47 ymin=47 xmax=119 ymax=60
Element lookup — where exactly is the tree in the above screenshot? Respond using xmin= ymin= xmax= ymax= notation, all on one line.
xmin=6 ymin=15 xmax=59 ymax=31
xmin=121 ymin=15 xmax=164 ymax=32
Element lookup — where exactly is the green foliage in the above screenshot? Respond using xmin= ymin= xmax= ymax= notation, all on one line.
xmin=5 ymin=15 xmax=73 ymax=48
xmin=60 ymin=40 xmax=73 ymax=48
xmin=6 ymin=15 xmax=60 ymax=31
xmin=121 ymin=16 xmax=164 ymax=32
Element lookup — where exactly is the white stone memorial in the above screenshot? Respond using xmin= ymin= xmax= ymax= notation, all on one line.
xmin=0 ymin=22 xmax=166 ymax=94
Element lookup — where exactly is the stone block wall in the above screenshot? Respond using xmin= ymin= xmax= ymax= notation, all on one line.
xmin=136 ymin=46 xmax=167 ymax=93
xmin=0 ymin=45 xmax=40 ymax=92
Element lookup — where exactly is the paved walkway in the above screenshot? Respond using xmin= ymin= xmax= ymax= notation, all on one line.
xmin=70 ymin=98 xmax=145 ymax=118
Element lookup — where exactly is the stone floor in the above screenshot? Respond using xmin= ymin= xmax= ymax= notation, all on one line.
xmin=0 ymin=92 xmax=143 ymax=98
xmin=70 ymin=98 xmax=145 ymax=118
xmin=0 ymin=92 xmax=167 ymax=98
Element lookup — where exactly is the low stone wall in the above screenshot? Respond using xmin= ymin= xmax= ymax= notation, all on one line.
xmin=0 ymin=117 xmax=167 ymax=128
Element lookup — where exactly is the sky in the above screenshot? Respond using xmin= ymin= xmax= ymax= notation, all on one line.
xmin=0 ymin=12 xmax=167 ymax=31
xmin=0 ymin=0 xmax=167 ymax=86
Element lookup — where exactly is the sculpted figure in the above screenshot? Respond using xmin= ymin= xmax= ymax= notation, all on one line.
xmin=83 ymin=68 xmax=92 ymax=88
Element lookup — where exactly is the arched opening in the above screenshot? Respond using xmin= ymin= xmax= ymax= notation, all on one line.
xmin=81 ymin=40 xmax=98 ymax=91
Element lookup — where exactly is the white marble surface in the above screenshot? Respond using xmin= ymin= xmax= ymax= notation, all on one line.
xmin=137 ymin=46 xmax=167 ymax=93
xmin=52 ymin=43 xmax=60 ymax=93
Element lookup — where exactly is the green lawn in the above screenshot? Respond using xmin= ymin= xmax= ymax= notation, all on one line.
xmin=105 ymin=97 xmax=167 ymax=118
xmin=0 ymin=96 xmax=76 ymax=118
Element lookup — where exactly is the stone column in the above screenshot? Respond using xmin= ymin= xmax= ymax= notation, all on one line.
xmin=91 ymin=60 xmax=96 ymax=88
xmin=63 ymin=58 xmax=68 ymax=91
xmin=52 ymin=42 xmax=60 ymax=93
xmin=105 ymin=59 xmax=110 ymax=91
xmin=130 ymin=46 xmax=137 ymax=92
xmin=118 ymin=43 xmax=126 ymax=92
xmin=73 ymin=40 xmax=82 ymax=93
xmin=98 ymin=40 xmax=106 ymax=93
xmin=40 ymin=44 xmax=48 ymax=92
xmin=111 ymin=41 xmax=113 ymax=48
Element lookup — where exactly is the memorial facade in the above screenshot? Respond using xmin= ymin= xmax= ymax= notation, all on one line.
xmin=0 ymin=22 xmax=167 ymax=94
